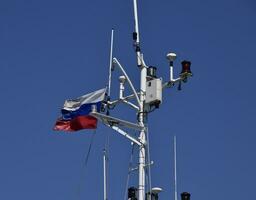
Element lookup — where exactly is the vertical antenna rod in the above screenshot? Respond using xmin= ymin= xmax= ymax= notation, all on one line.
xmin=133 ymin=0 xmax=140 ymax=43
xmin=108 ymin=29 xmax=114 ymax=97
xmin=174 ymin=136 xmax=178 ymax=200
xmin=103 ymin=149 xmax=108 ymax=200
xmin=133 ymin=0 xmax=142 ymax=66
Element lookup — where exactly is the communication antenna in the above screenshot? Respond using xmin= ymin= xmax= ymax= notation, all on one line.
xmin=103 ymin=148 xmax=108 ymax=200
xmin=107 ymin=29 xmax=114 ymax=97
xmin=174 ymin=136 xmax=178 ymax=200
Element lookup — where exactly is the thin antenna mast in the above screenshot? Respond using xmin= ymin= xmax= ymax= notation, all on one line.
xmin=174 ymin=136 xmax=178 ymax=200
xmin=108 ymin=29 xmax=114 ymax=97
xmin=133 ymin=0 xmax=142 ymax=66
xmin=103 ymin=149 xmax=108 ymax=200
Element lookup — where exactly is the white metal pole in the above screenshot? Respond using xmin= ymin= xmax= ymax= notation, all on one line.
xmin=138 ymin=130 xmax=146 ymax=200
xmin=170 ymin=65 xmax=174 ymax=81
xmin=133 ymin=0 xmax=139 ymax=43
xmin=103 ymin=149 xmax=107 ymax=200
xmin=138 ymin=67 xmax=147 ymax=200
xmin=174 ymin=136 xmax=178 ymax=200
xmin=108 ymin=29 xmax=114 ymax=97
xmin=133 ymin=0 xmax=142 ymax=66
xmin=119 ymin=81 xmax=125 ymax=99
xmin=133 ymin=1 xmax=147 ymax=200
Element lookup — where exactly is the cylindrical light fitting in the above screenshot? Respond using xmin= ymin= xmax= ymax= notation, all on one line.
xmin=119 ymin=75 xmax=126 ymax=99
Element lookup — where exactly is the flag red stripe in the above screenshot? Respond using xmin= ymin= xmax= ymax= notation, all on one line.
xmin=54 ymin=116 xmax=97 ymax=132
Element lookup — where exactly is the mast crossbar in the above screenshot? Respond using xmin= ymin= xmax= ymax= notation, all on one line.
xmin=112 ymin=58 xmax=141 ymax=108
xmin=109 ymin=125 xmax=143 ymax=146
xmin=90 ymin=111 xmax=143 ymax=131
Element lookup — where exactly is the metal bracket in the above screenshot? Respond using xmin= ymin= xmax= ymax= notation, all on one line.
xmin=90 ymin=111 xmax=144 ymax=146
xmin=90 ymin=111 xmax=143 ymax=131
xmin=110 ymin=125 xmax=142 ymax=146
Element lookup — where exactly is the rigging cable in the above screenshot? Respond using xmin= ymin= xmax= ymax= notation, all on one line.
xmin=103 ymin=130 xmax=110 ymax=200
xmin=75 ymin=130 xmax=97 ymax=200
xmin=145 ymin=127 xmax=152 ymax=200
xmin=123 ymin=142 xmax=135 ymax=200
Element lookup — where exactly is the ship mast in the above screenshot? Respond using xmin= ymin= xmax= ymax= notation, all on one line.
xmin=132 ymin=0 xmax=147 ymax=199
xmin=90 ymin=1 xmax=193 ymax=199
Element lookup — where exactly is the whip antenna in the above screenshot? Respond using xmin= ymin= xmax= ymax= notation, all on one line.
xmin=174 ymin=136 xmax=178 ymax=200
xmin=107 ymin=29 xmax=114 ymax=97
xmin=103 ymin=148 xmax=108 ymax=200
xmin=132 ymin=0 xmax=142 ymax=66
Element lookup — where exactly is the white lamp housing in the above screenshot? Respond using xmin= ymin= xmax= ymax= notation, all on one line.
xmin=119 ymin=75 xmax=126 ymax=99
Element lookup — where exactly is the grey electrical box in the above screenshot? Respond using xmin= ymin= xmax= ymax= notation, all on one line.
xmin=145 ymin=78 xmax=162 ymax=105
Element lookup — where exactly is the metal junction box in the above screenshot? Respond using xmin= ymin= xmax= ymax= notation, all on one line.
xmin=145 ymin=78 xmax=162 ymax=105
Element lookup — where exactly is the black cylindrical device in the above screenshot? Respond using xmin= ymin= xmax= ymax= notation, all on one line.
xmin=128 ymin=187 xmax=137 ymax=200
xmin=181 ymin=192 xmax=191 ymax=200
xmin=133 ymin=32 xmax=137 ymax=41
xmin=147 ymin=66 xmax=157 ymax=78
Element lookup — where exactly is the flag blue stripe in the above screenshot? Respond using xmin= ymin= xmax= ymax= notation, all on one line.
xmin=61 ymin=102 xmax=102 ymax=120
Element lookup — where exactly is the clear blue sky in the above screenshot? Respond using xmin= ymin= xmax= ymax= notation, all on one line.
xmin=1 ymin=0 xmax=256 ymax=199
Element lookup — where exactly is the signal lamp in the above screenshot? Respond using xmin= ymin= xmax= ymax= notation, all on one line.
xmin=180 ymin=60 xmax=192 ymax=76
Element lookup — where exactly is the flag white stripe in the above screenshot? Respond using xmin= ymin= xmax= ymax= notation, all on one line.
xmin=63 ymin=88 xmax=106 ymax=111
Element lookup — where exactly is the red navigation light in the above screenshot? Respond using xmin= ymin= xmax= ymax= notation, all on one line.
xmin=180 ymin=60 xmax=192 ymax=75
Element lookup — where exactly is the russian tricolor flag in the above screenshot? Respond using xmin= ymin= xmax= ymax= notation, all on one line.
xmin=54 ymin=88 xmax=106 ymax=132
